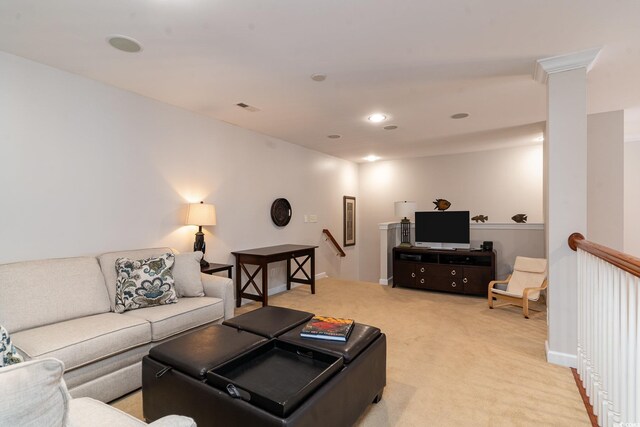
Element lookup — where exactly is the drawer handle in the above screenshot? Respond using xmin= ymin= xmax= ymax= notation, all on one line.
xmin=463 ymin=278 xmax=468 ymax=284
xmin=420 ymin=278 xmax=425 ymax=284
xmin=451 ymin=270 xmax=456 ymax=276
xmin=411 ymin=273 xmax=416 ymax=278
xmin=451 ymin=282 xmax=457 ymax=287
xmin=420 ymin=267 xmax=425 ymax=273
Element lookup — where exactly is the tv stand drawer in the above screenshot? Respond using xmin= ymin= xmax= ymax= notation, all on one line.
xmin=428 ymin=279 xmax=464 ymax=294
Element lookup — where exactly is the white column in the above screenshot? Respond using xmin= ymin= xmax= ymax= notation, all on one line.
xmin=535 ymin=48 xmax=600 ymax=367
xmin=379 ymin=222 xmax=399 ymax=285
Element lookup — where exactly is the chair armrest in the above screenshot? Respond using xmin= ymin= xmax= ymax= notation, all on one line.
xmin=488 ymin=274 xmax=511 ymax=290
xmin=201 ymin=273 xmax=235 ymax=320
xmin=522 ymin=280 xmax=548 ymax=300
xmin=149 ymin=415 xmax=196 ymax=427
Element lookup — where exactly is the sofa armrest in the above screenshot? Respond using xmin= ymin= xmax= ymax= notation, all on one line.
xmin=201 ymin=273 xmax=235 ymax=320
xmin=149 ymin=415 xmax=196 ymax=427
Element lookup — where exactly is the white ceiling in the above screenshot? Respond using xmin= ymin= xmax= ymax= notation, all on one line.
xmin=2 ymin=1 xmax=640 ymax=163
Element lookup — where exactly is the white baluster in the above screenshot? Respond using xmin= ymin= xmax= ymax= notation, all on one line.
xmin=576 ymin=248 xmax=638 ymax=426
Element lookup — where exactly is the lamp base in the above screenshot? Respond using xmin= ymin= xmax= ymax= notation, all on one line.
xmin=200 ymin=258 xmax=210 ymax=268
xmin=400 ymin=217 xmax=412 ymax=247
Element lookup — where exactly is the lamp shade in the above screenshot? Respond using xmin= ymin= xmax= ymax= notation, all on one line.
xmin=186 ymin=202 xmax=217 ymax=226
xmin=394 ymin=201 xmax=417 ymax=219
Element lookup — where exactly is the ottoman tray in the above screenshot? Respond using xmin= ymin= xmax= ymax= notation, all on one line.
xmin=207 ymin=340 xmax=343 ymax=417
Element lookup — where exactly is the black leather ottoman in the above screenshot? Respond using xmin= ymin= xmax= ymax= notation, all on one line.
xmin=222 ymin=306 xmax=314 ymax=338
xmin=143 ymin=308 xmax=386 ymax=426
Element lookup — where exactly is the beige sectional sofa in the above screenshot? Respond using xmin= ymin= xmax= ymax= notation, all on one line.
xmin=0 ymin=247 xmax=234 ymax=403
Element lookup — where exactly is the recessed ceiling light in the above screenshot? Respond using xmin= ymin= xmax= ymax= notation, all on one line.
xmin=311 ymin=74 xmax=327 ymax=82
xmin=368 ymin=114 xmax=387 ymax=123
xmin=364 ymin=155 xmax=381 ymax=162
xmin=383 ymin=125 xmax=398 ymax=130
xmin=327 ymin=134 xmax=341 ymax=139
xmin=106 ymin=35 xmax=142 ymax=53
xmin=534 ymin=136 xmax=544 ymax=142
xmin=451 ymin=113 xmax=469 ymax=119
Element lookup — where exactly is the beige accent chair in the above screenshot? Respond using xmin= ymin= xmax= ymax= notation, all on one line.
xmin=488 ymin=256 xmax=548 ymax=318
xmin=0 ymin=358 xmax=195 ymax=426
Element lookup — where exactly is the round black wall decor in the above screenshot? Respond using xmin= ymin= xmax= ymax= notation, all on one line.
xmin=270 ymin=198 xmax=292 ymax=227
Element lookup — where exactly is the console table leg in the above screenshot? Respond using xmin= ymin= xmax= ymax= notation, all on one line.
xmin=235 ymin=259 xmax=242 ymax=308
xmin=261 ymin=261 xmax=268 ymax=307
xmin=311 ymin=250 xmax=316 ymax=294
xmin=286 ymin=257 xmax=291 ymax=291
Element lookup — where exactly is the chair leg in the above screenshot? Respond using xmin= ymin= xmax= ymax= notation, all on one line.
xmin=523 ymin=298 xmax=529 ymax=318
xmin=488 ymin=292 xmax=494 ymax=309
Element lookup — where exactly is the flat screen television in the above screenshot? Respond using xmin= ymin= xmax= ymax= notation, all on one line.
xmin=414 ymin=211 xmax=470 ymax=249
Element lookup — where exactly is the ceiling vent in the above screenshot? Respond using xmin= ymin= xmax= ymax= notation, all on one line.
xmin=236 ymin=102 xmax=260 ymax=112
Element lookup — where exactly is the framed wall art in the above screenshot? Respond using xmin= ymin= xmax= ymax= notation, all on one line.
xmin=343 ymin=196 xmax=356 ymax=247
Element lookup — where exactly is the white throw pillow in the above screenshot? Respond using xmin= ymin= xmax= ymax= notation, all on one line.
xmin=0 ymin=358 xmax=70 ymax=426
xmin=173 ymin=252 xmax=205 ymax=297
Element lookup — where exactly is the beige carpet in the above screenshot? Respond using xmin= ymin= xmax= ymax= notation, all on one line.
xmin=112 ymin=278 xmax=590 ymax=426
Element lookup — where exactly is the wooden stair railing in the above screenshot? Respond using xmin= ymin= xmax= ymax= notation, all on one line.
xmin=322 ymin=229 xmax=346 ymax=257
xmin=567 ymin=232 xmax=640 ymax=427
xmin=568 ymin=232 xmax=640 ymax=276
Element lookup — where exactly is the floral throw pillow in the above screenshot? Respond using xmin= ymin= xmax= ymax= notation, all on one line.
xmin=114 ymin=253 xmax=178 ymax=313
xmin=1 ymin=324 xmax=24 ymax=367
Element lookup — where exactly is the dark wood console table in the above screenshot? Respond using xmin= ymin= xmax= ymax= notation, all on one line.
xmin=201 ymin=263 xmax=233 ymax=279
xmin=392 ymin=247 xmax=496 ymax=296
xmin=231 ymin=244 xmax=318 ymax=307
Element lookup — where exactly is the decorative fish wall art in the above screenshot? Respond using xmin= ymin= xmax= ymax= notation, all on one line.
xmin=471 ymin=215 xmax=488 ymax=223
xmin=433 ymin=199 xmax=451 ymax=211
xmin=511 ymin=214 xmax=527 ymax=223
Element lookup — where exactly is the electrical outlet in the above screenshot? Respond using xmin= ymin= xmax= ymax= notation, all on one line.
xmin=309 ymin=214 xmax=318 ymax=223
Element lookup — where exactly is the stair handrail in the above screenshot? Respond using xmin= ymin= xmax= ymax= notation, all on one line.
xmin=568 ymin=232 xmax=640 ymax=278
xmin=322 ymin=229 xmax=346 ymax=257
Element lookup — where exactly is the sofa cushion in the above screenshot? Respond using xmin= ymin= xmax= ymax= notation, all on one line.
xmin=68 ymin=397 xmax=146 ymax=427
xmin=98 ymin=247 xmax=174 ymax=311
xmin=0 ymin=257 xmax=110 ymax=333
xmin=0 ymin=358 xmax=70 ymax=426
xmin=11 ymin=313 xmax=151 ymax=372
xmin=173 ymin=252 xmax=205 ymax=297
xmin=69 ymin=398 xmax=197 ymax=427
xmin=123 ymin=297 xmax=224 ymax=341
xmin=115 ymin=253 xmax=177 ymax=313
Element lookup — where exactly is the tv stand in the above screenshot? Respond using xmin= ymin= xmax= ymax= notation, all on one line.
xmin=392 ymin=247 xmax=496 ymax=296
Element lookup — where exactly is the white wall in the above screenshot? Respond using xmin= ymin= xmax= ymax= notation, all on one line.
xmin=625 ymin=140 xmax=640 ymax=257
xmin=587 ymin=111 xmax=624 ymax=250
xmin=358 ymin=144 xmax=544 ymax=282
xmin=0 ymin=51 xmax=359 ymax=289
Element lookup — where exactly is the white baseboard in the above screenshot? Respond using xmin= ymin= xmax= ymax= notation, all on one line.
xmin=239 ymin=272 xmax=327 ymax=306
xmin=379 ymin=277 xmax=392 ymax=285
xmin=545 ymin=340 xmax=578 ymax=368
